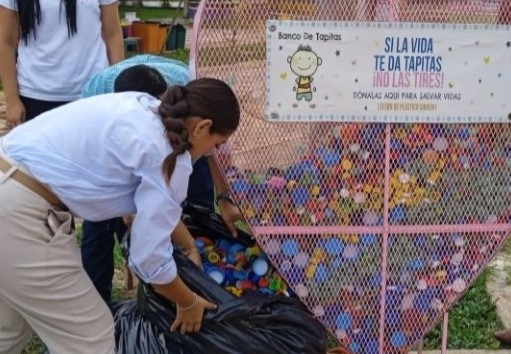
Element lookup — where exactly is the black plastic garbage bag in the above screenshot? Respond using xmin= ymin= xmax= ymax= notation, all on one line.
xmin=115 ymin=251 xmax=327 ymax=354
xmin=115 ymin=204 xmax=327 ymax=354
xmin=181 ymin=202 xmax=255 ymax=246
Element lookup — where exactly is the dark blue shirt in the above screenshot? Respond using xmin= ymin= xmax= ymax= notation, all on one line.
xmin=187 ymin=156 xmax=214 ymax=209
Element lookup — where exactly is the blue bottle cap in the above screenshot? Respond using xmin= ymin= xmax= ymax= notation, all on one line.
xmin=194 ymin=239 xmax=205 ymax=249
xmin=408 ymin=258 xmax=425 ymax=271
xmin=314 ymin=263 xmax=329 ymax=283
xmin=232 ymin=179 xmax=251 ymax=194
xmin=229 ymin=243 xmax=246 ymax=254
xmin=247 ymin=271 xmax=261 ymax=283
xmin=291 ymin=186 xmax=310 ymax=206
xmin=324 ymin=151 xmax=341 ymax=167
xmin=458 ymin=127 xmax=470 ymax=140
xmin=272 ymin=213 xmax=287 ymax=226
xmin=285 ymin=162 xmax=305 ymax=180
xmin=390 ymin=138 xmax=402 ymax=150
xmin=390 ymin=331 xmax=407 ymax=347
xmin=371 ymin=272 xmax=382 ymax=286
xmin=224 ymin=269 xmax=235 ymax=285
xmin=282 ymin=239 xmax=300 ymax=257
xmin=324 ymin=237 xmax=344 ymax=256
xmin=324 ymin=207 xmax=335 ymax=219
xmin=233 ymin=270 xmax=248 ymax=280
xmin=252 ymin=258 xmax=269 ymax=276
xmin=360 ymin=234 xmax=377 ymax=246
xmin=335 ymin=311 xmax=352 ymax=330
xmin=207 ymin=268 xmax=225 ymax=285
xmin=259 ymin=288 xmax=273 ymax=295
xmin=348 ymin=342 xmax=360 ymax=353
xmin=414 ymin=235 xmax=426 ymax=248
xmin=390 ymin=205 xmax=406 ymax=223
xmin=217 ymin=240 xmax=232 ymax=252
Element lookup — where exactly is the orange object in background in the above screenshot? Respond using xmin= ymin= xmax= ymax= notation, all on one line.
xmin=338 ymin=123 xmax=361 ymax=146
xmin=132 ymin=22 xmax=167 ymax=53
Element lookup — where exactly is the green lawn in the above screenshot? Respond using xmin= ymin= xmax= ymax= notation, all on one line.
xmin=119 ymin=6 xmax=182 ymax=21
xmin=423 ymin=268 xmax=504 ymax=350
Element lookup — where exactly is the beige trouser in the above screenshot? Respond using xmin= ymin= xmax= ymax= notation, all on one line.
xmin=0 ymin=148 xmax=114 ymax=354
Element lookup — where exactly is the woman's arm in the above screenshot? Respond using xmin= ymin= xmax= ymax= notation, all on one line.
xmin=99 ymin=3 xmax=124 ymax=65
xmin=207 ymin=155 xmax=244 ymax=236
xmin=130 ymin=160 xmax=215 ymax=333
xmin=0 ymin=6 xmax=25 ymax=127
xmin=171 ymin=220 xmax=201 ymax=268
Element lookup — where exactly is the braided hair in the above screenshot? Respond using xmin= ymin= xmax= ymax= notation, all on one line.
xmin=158 ymin=78 xmax=240 ymax=184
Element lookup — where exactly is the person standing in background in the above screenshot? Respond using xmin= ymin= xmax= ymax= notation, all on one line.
xmin=0 ymin=0 xmax=124 ymax=127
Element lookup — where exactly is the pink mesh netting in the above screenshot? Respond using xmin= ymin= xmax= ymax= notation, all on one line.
xmin=191 ymin=1 xmax=511 ymax=352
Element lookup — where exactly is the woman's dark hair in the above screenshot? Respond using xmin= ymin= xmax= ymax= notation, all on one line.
xmin=17 ymin=0 xmax=77 ymax=44
xmin=158 ymin=78 xmax=240 ymax=184
xmin=114 ymin=65 xmax=167 ymax=98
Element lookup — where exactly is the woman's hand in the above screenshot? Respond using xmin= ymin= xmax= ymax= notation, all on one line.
xmin=171 ymin=293 xmax=217 ymax=334
xmin=218 ymin=199 xmax=244 ymax=237
xmin=153 ymin=277 xmax=217 ymax=335
xmin=6 ymin=99 xmax=25 ymax=128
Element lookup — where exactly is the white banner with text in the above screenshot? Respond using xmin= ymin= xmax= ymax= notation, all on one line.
xmin=265 ymin=20 xmax=511 ymax=123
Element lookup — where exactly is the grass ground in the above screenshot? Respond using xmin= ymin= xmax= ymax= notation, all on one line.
xmin=423 ymin=269 xmax=504 ymax=350
xmin=423 ymin=239 xmax=511 ymax=350
xmin=119 ymin=6 xmax=181 ymax=20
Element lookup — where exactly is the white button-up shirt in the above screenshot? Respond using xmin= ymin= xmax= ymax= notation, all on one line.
xmin=2 ymin=92 xmax=192 ymax=284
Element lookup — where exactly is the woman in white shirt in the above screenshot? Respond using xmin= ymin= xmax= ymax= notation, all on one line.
xmin=0 ymin=0 xmax=124 ymax=127
xmin=0 ymin=78 xmax=240 ymax=353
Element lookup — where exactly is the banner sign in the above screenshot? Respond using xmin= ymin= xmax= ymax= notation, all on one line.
xmin=265 ymin=20 xmax=511 ymax=123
